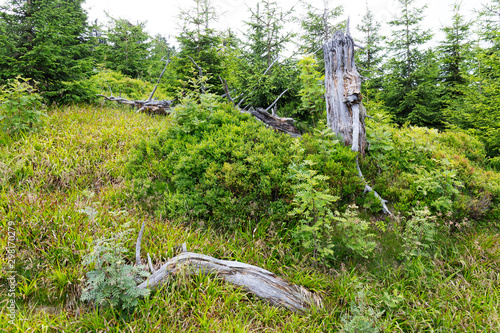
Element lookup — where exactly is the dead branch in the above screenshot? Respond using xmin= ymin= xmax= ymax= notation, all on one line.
xmin=136 ymin=222 xmax=146 ymax=266
xmin=187 ymin=55 xmax=205 ymax=94
xmin=356 ymin=158 xmax=391 ymax=215
xmin=97 ymin=57 xmax=173 ymax=115
xmin=243 ymin=107 xmax=301 ymax=138
xmin=135 ymin=229 xmax=321 ymax=313
xmin=265 ymin=88 xmax=289 ymax=112
xmin=147 ymin=55 xmax=171 ymax=102
xmin=218 ymin=75 xmax=234 ymax=106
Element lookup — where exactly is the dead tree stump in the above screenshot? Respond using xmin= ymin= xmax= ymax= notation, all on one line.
xmin=323 ymin=29 xmax=391 ymax=214
xmin=323 ymin=30 xmax=367 ymax=154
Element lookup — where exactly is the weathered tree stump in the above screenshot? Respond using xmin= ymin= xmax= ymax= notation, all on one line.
xmin=323 ymin=30 xmax=367 ymax=154
xmin=323 ymin=28 xmax=391 ymax=214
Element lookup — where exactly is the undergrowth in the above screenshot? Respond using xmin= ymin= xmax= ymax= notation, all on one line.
xmin=0 ymin=103 xmax=498 ymax=332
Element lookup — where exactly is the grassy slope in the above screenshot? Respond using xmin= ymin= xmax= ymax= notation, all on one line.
xmin=0 ymin=105 xmax=499 ymax=332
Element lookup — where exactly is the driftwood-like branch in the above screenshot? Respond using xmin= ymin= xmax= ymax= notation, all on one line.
xmin=134 ymin=225 xmax=321 ymax=312
xmin=265 ymin=88 xmax=289 ymax=112
xmin=147 ymin=55 xmax=171 ymax=102
xmin=98 ymin=94 xmax=172 ymax=115
xmin=217 ymin=72 xmax=300 ymax=138
xmin=356 ymin=158 xmax=392 ymax=215
xmin=136 ymin=222 xmax=146 ymax=267
xmin=262 ymin=56 xmax=280 ymax=76
xmin=219 ymin=75 xmax=234 ymax=106
xmin=137 ymin=250 xmax=321 ymax=313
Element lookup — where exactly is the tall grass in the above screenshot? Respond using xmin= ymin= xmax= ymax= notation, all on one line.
xmin=0 ymin=105 xmax=498 ymax=332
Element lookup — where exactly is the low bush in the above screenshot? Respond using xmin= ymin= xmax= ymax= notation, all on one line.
xmin=364 ymin=109 xmax=500 ymax=223
xmin=81 ymin=224 xmax=150 ymax=310
xmin=126 ymin=95 xmax=360 ymax=230
xmin=0 ymin=76 xmax=44 ymax=134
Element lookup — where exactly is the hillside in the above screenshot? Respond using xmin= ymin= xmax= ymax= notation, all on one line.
xmin=0 ymin=104 xmax=499 ymax=332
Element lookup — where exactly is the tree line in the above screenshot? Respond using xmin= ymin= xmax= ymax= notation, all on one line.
xmin=0 ymin=0 xmax=499 ymax=166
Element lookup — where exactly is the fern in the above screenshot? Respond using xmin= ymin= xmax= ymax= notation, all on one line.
xmin=81 ymin=224 xmax=150 ymax=310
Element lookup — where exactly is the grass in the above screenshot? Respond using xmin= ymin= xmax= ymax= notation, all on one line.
xmin=0 ymin=104 xmax=499 ymax=332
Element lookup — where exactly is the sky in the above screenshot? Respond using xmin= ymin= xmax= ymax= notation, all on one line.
xmin=82 ymin=0 xmax=481 ymax=46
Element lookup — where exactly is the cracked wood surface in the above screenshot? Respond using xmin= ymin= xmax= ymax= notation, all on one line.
xmin=137 ymin=251 xmax=321 ymax=313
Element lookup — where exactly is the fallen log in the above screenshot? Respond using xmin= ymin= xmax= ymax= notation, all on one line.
xmin=135 ymin=223 xmax=321 ymax=313
xmin=243 ymin=107 xmax=301 ymax=138
xmin=137 ymin=251 xmax=322 ymax=312
xmin=97 ymin=55 xmax=173 ymax=115
xmin=97 ymin=95 xmax=173 ymax=115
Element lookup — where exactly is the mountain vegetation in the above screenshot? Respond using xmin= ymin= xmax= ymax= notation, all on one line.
xmin=0 ymin=0 xmax=499 ymax=331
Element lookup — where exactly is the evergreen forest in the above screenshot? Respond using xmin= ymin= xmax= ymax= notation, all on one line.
xmin=0 ymin=0 xmax=499 ymax=331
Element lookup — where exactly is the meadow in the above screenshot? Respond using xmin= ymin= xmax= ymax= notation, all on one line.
xmin=0 ymin=104 xmax=499 ymax=332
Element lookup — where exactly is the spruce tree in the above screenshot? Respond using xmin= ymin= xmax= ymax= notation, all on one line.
xmin=438 ymin=2 xmax=472 ymax=92
xmin=445 ymin=0 xmax=500 ymax=164
xmin=95 ymin=17 xmax=152 ymax=79
xmin=382 ymin=0 xmax=441 ymax=127
xmin=175 ymin=0 xmax=226 ymax=95
xmin=238 ymin=0 xmax=299 ymax=111
xmin=0 ymin=0 xmax=91 ymax=100
xmin=297 ymin=0 xmax=344 ymax=58
xmin=356 ymin=2 xmax=385 ymax=103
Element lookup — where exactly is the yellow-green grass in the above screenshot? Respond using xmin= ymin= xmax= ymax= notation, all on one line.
xmin=0 ymin=105 xmax=499 ymax=332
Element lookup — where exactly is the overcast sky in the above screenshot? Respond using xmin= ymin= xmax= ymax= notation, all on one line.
xmin=82 ymin=0 xmax=481 ymax=47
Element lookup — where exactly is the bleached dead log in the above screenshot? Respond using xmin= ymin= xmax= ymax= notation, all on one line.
xmin=137 ymin=249 xmax=321 ymax=313
xmin=97 ymin=56 xmax=173 ymax=115
xmin=217 ymin=69 xmax=300 ymax=138
xmin=134 ymin=225 xmax=321 ymax=312
xmin=97 ymin=94 xmax=173 ymax=115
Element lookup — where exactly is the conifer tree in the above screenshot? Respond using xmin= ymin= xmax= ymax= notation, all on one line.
xmin=438 ymin=2 xmax=472 ymax=93
xmin=0 ymin=0 xmax=92 ymax=100
xmin=382 ymin=0 xmax=442 ymax=127
xmin=356 ymin=3 xmax=385 ymax=103
xmin=174 ymin=0 xmax=226 ymax=95
xmin=238 ymin=0 xmax=299 ymax=111
xmin=95 ymin=17 xmax=152 ymax=79
xmin=445 ymin=0 xmax=500 ymax=164
xmin=297 ymin=0 xmax=343 ymax=58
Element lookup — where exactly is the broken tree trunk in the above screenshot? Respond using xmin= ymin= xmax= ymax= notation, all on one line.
xmin=323 ymin=28 xmax=391 ymax=215
xmin=97 ymin=95 xmax=172 ymax=115
xmin=135 ymin=224 xmax=321 ymax=313
xmin=324 ymin=30 xmax=367 ymax=154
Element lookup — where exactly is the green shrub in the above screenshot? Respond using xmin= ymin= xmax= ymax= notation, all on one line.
xmin=0 ymin=76 xmax=44 ymax=134
xmin=81 ymin=224 xmax=150 ymax=310
xmin=364 ymin=112 xmax=500 ymax=222
xmin=296 ymin=56 xmax=325 ymax=126
xmin=394 ymin=207 xmax=437 ymax=260
xmin=126 ymin=95 xmax=360 ymax=230
xmin=288 ymin=160 xmax=339 ymax=262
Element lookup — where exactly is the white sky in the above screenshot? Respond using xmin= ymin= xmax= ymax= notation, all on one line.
xmin=82 ymin=0 xmax=481 ymax=47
